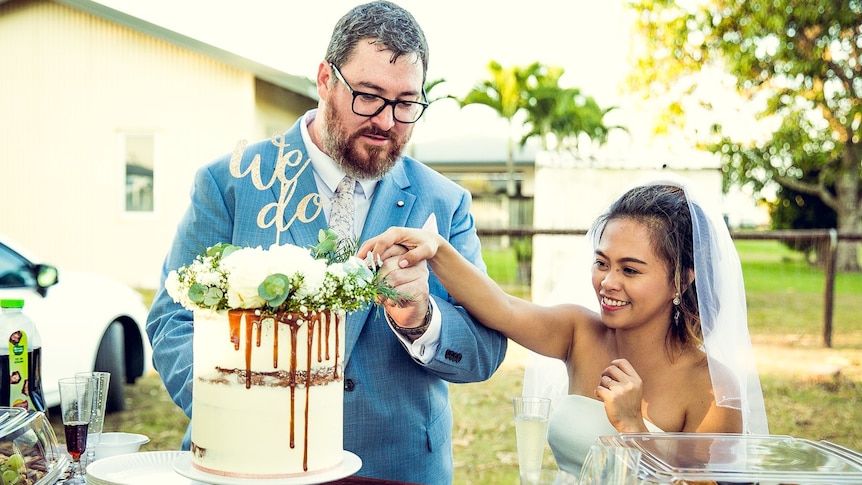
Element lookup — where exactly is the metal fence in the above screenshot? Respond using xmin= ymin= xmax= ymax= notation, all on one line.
xmin=477 ymin=228 xmax=862 ymax=348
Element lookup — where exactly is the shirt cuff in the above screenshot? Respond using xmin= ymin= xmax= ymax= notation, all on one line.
xmin=388 ymin=298 xmax=441 ymax=364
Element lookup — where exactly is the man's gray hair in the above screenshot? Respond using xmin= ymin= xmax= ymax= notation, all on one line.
xmin=325 ymin=1 xmax=429 ymax=80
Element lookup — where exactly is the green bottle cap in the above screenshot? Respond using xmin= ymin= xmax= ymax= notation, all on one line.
xmin=0 ymin=300 xmax=24 ymax=309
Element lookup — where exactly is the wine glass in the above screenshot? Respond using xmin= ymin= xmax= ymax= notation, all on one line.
xmin=58 ymin=376 xmax=95 ymax=485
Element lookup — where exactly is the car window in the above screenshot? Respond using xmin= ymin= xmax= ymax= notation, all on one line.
xmin=0 ymin=244 xmax=36 ymax=288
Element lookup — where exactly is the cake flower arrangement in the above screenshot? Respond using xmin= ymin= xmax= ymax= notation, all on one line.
xmin=165 ymin=229 xmax=401 ymax=315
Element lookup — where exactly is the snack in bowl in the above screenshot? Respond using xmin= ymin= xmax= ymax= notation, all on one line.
xmin=166 ymin=230 xmax=398 ymax=478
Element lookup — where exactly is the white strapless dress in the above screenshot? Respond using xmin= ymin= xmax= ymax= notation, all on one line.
xmin=547 ymin=394 xmax=664 ymax=476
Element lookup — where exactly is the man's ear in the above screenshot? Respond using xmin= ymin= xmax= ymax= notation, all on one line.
xmin=316 ymin=62 xmax=332 ymax=99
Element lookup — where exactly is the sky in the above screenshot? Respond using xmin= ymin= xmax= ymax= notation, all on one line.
xmin=95 ymin=0 xmax=636 ymax=144
xmin=91 ymin=0 xmax=767 ymax=222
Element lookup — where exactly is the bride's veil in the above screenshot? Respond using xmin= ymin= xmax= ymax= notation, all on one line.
xmin=521 ymin=234 xmax=593 ymax=411
xmin=522 ymin=175 xmax=769 ymax=434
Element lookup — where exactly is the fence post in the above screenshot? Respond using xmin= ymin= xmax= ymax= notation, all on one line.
xmin=823 ymin=229 xmax=838 ymax=348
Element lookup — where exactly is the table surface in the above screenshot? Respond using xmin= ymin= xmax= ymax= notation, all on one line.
xmin=58 ymin=472 xmax=422 ymax=485
xmin=326 ymin=478 xmax=422 ymax=485
xmin=56 ymin=460 xmax=424 ymax=485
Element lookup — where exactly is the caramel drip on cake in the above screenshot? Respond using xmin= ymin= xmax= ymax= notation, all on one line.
xmin=272 ymin=316 xmax=279 ymax=369
xmin=324 ymin=320 xmax=330 ymax=362
xmin=288 ymin=316 xmax=298 ymax=449
xmin=316 ymin=320 xmax=322 ymax=363
xmin=304 ymin=315 xmax=314 ymax=469
xmin=333 ymin=316 xmax=340 ymax=379
xmin=224 ymin=309 xmax=341 ymax=472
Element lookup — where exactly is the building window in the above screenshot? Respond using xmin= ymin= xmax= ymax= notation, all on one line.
xmin=123 ymin=133 xmax=155 ymax=213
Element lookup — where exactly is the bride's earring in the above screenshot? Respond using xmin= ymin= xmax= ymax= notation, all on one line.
xmin=673 ymin=292 xmax=681 ymax=306
xmin=673 ymin=292 xmax=681 ymax=326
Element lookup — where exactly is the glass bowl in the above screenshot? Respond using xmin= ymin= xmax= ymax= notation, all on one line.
xmin=0 ymin=406 xmax=66 ymax=485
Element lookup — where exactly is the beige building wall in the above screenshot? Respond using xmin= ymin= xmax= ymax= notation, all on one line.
xmin=1 ymin=0 xmax=314 ymax=289
xmin=255 ymin=78 xmax=315 ymax=139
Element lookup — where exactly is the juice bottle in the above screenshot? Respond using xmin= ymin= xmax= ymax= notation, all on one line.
xmin=0 ymin=299 xmax=45 ymax=411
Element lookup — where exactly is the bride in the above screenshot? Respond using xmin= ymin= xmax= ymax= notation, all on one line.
xmin=359 ymin=179 xmax=768 ymax=475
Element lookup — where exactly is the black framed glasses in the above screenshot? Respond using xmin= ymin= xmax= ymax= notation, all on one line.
xmin=329 ymin=63 xmax=429 ymax=124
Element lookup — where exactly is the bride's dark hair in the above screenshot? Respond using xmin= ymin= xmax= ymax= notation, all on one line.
xmin=590 ymin=184 xmax=704 ymax=359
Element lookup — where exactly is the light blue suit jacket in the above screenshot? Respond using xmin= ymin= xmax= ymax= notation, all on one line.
xmin=146 ymin=117 xmax=508 ymax=485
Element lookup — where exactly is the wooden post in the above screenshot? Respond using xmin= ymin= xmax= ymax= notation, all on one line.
xmin=823 ymin=229 xmax=837 ymax=348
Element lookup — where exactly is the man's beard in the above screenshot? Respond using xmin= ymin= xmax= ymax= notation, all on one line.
xmin=320 ymin=102 xmax=409 ymax=179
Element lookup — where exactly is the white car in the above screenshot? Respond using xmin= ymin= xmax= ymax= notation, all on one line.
xmin=0 ymin=232 xmax=151 ymax=413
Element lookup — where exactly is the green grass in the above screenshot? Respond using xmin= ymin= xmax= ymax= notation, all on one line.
xmin=737 ymin=240 xmax=862 ymax=345
xmin=67 ymin=241 xmax=862 ymax=485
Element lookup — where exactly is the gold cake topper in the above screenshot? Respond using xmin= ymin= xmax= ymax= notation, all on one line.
xmin=228 ymin=133 xmax=324 ymax=245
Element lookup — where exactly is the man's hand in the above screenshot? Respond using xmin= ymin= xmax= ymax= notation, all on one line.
xmin=373 ymin=244 xmax=430 ymax=337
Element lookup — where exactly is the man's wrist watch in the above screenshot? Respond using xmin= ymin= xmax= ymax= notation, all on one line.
xmin=385 ymin=305 xmax=433 ymax=337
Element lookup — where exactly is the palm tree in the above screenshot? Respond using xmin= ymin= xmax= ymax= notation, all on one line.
xmin=423 ymin=78 xmax=456 ymax=104
xmin=521 ymin=81 xmax=626 ymax=155
xmin=518 ymin=65 xmax=566 ymax=151
xmin=460 ymin=61 xmax=625 ymax=188
xmin=460 ymin=61 xmax=540 ymax=197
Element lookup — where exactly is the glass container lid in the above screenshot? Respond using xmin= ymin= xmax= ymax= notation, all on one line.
xmin=597 ymin=433 xmax=862 ymax=484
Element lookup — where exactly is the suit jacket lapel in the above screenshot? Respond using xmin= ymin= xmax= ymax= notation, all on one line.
xmin=360 ymin=162 xmax=415 ymax=243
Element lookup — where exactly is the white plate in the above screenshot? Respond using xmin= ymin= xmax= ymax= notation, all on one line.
xmin=172 ymin=451 xmax=362 ymax=485
xmin=86 ymin=451 xmax=206 ymax=485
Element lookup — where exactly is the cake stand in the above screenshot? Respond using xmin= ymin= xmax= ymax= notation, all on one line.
xmin=172 ymin=451 xmax=362 ymax=485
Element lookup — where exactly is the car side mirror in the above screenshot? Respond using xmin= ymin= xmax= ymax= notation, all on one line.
xmin=34 ymin=264 xmax=59 ymax=296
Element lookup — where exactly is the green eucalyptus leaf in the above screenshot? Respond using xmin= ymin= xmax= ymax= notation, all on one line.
xmin=320 ymin=228 xmax=338 ymax=243
xmin=317 ymin=239 xmax=336 ymax=255
xmin=206 ymin=243 xmax=229 ymax=258
xmin=220 ymin=244 xmax=240 ymax=259
xmin=259 ymin=274 xmax=290 ymax=300
xmin=188 ymin=283 xmax=206 ymax=303
xmin=203 ymin=287 xmax=224 ymax=307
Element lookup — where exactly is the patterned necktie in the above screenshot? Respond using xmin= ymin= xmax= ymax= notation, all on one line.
xmin=329 ymin=176 xmax=356 ymax=243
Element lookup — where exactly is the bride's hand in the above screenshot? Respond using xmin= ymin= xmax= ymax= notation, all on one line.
xmin=596 ymin=358 xmax=647 ymax=433
xmin=359 ymin=227 xmax=443 ymax=269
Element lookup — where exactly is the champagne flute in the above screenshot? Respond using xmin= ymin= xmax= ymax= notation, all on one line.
xmin=58 ymin=376 xmax=95 ymax=485
xmin=513 ymin=397 xmax=551 ymax=485
xmin=76 ymin=371 xmax=110 ymax=465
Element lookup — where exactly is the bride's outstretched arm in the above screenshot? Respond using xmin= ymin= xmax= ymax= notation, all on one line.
xmin=359 ymin=227 xmax=575 ymax=361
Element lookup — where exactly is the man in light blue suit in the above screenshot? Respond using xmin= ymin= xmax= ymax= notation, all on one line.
xmin=146 ymin=2 xmax=507 ymax=484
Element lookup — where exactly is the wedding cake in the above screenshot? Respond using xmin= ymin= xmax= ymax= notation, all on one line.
xmin=190 ymin=308 xmax=345 ymax=477
xmin=165 ymin=234 xmax=392 ymax=478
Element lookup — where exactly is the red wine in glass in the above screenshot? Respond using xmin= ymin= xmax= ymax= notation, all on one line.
xmin=64 ymin=421 xmax=89 ymax=461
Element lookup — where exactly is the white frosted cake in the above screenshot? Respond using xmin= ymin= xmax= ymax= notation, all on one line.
xmin=190 ymin=308 xmax=345 ymax=478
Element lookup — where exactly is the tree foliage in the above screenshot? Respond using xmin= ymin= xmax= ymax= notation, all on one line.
xmin=459 ymin=61 xmax=623 ymax=195
xmin=521 ymin=76 xmax=625 ymax=153
xmin=627 ymin=0 xmax=862 ymax=271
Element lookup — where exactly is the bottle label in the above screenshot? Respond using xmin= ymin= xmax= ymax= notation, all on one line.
xmin=8 ymin=330 xmax=32 ymax=410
